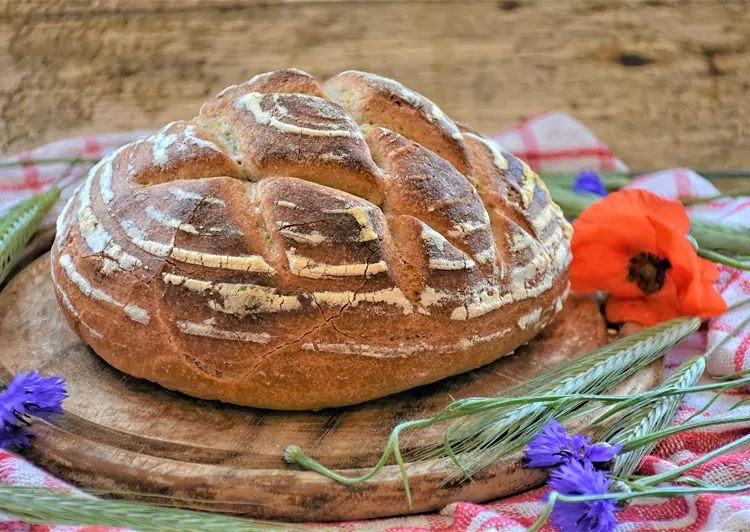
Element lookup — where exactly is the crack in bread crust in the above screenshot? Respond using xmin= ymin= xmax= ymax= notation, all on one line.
xmin=51 ymin=68 xmax=573 ymax=409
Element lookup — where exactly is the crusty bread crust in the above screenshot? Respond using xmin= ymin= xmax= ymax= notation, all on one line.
xmin=51 ymin=69 xmax=572 ymax=410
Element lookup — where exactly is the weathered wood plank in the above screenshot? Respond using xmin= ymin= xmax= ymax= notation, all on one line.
xmin=1 ymin=0 xmax=748 ymax=171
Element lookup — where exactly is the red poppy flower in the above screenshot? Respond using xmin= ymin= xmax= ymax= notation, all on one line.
xmin=570 ymin=189 xmax=727 ymax=325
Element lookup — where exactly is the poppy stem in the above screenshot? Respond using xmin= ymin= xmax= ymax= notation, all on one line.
xmin=697 ymin=249 xmax=750 ymax=272
xmin=681 ymin=188 xmax=750 ymax=206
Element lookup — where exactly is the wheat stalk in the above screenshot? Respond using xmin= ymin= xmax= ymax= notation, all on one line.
xmin=597 ymin=308 xmax=750 ymax=478
xmin=598 ymin=356 xmax=705 ymax=477
xmin=690 ymin=218 xmax=750 ymax=255
xmin=0 ymin=487 xmax=301 ymax=531
xmin=0 ymin=164 xmax=83 ymax=288
xmin=415 ymin=317 xmax=701 ymax=477
xmin=287 ymin=366 xmax=749 ymax=509
xmin=544 ymin=183 xmax=599 ymax=217
xmin=0 ymin=181 xmax=61 ymax=286
xmin=681 ymin=188 xmax=750 ymax=206
xmin=0 ymin=156 xmax=100 ymax=168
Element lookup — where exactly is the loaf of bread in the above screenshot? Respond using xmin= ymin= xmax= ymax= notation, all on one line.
xmin=51 ymin=69 xmax=572 ymax=410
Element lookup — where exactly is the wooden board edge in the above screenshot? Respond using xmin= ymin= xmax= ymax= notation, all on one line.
xmin=23 ymin=360 xmax=663 ymax=522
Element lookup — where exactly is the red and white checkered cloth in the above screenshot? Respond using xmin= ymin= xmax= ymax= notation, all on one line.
xmin=1 ymin=112 xmax=748 ymax=531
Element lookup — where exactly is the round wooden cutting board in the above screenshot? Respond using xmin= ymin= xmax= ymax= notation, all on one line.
xmin=0 ymin=255 xmax=662 ymax=522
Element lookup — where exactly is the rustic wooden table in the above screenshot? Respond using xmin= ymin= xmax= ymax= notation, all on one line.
xmin=1 ymin=0 xmax=748 ymax=172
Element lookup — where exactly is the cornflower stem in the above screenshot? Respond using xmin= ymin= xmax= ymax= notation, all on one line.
xmin=526 ymin=484 xmax=750 ymax=532
xmin=621 ymin=415 xmax=750 ymax=451
xmin=286 ymin=378 xmax=750 ymax=498
xmin=525 ymin=492 xmax=558 ymax=532
xmin=640 ymin=432 xmax=750 ymax=487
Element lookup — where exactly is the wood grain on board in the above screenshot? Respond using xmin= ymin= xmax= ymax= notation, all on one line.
xmin=0 ymin=255 xmax=662 ymax=521
xmin=1 ymin=0 xmax=749 ymax=174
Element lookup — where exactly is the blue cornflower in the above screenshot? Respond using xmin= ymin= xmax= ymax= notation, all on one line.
xmin=547 ymin=459 xmax=620 ymax=532
xmin=524 ymin=419 xmax=621 ymax=469
xmin=573 ymin=171 xmax=607 ymax=197
xmin=0 ymin=371 xmax=67 ymax=449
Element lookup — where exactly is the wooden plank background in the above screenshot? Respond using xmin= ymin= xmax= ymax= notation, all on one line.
xmin=1 ymin=0 xmax=748 ymax=170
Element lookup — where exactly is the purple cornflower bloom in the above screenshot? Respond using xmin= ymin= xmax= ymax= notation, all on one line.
xmin=0 ymin=371 xmax=67 ymax=449
xmin=547 ymin=459 xmax=620 ymax=532
xmin=573 ymin=171 xmax=607 ymax=197
xmin=524 ymin=419 xmax=621 ymax=469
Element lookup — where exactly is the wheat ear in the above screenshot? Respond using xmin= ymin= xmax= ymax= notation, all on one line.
xmin=598 ymin=356 xmax=705 ymax=477
xmin=420 ymin=317 xmax=701 ymax=477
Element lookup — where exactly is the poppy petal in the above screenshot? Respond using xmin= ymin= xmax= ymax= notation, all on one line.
xmin=650 ymin=216 xmax=701 ymax=289
xmin=570 ymin=246 xmax=643 ymax=298
xmin=573 ymin=214 xmax=658 ymax=256
xmin=577 ymin=189 xmax=690 ymax=235
xmin=681 ymin=274 xmax=727 ymax=319
xmin=606 ymin=275 xmax=682 ymax=325
xmin=696 ymin=288 xmax=728 ymax=319
xmin=698 ymin=257 xmax=721 ymax=283
xmin=570 ymin=187 xmax=726 ymax=325
xmin=606 ymin=298 xmax=665 ymax=326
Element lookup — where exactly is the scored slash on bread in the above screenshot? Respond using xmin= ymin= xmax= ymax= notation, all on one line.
xmin=51 ymin=69 xmax=572 ymax=410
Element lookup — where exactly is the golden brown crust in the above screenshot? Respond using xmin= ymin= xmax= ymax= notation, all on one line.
xmin=51 ymin=69 xmax=572 ymax=410
xmin=326 ymin=71 xmax=474 ymax=179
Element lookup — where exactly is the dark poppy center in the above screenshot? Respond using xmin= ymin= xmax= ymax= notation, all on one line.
xmin=627 ymin=252 xmax=671 ymax=294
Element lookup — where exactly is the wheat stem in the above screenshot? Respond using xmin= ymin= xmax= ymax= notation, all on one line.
xmin=540 ymin=173 xmax=630 ymax=190
xmin=727 ymin=296 xmax=750 ymax=312
xmin=0 ymin=487 xmax=294 ymax=531
xmin=690 ymin=218 xmax=750 ymax=255
xmin=681 ymin=188 xmax=750 ymax=206
xmin=599 ymin=357 xmax=705 ymax=477
xmin=433 ymin=318 xmax=700 ymax=477
xmin=0 ymin=172 xmax=65 ymax=286
xmin=0 ymin=157 xmax=100 ymax=168
xmin=53 ymin=411 xmax=747 ymax=513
